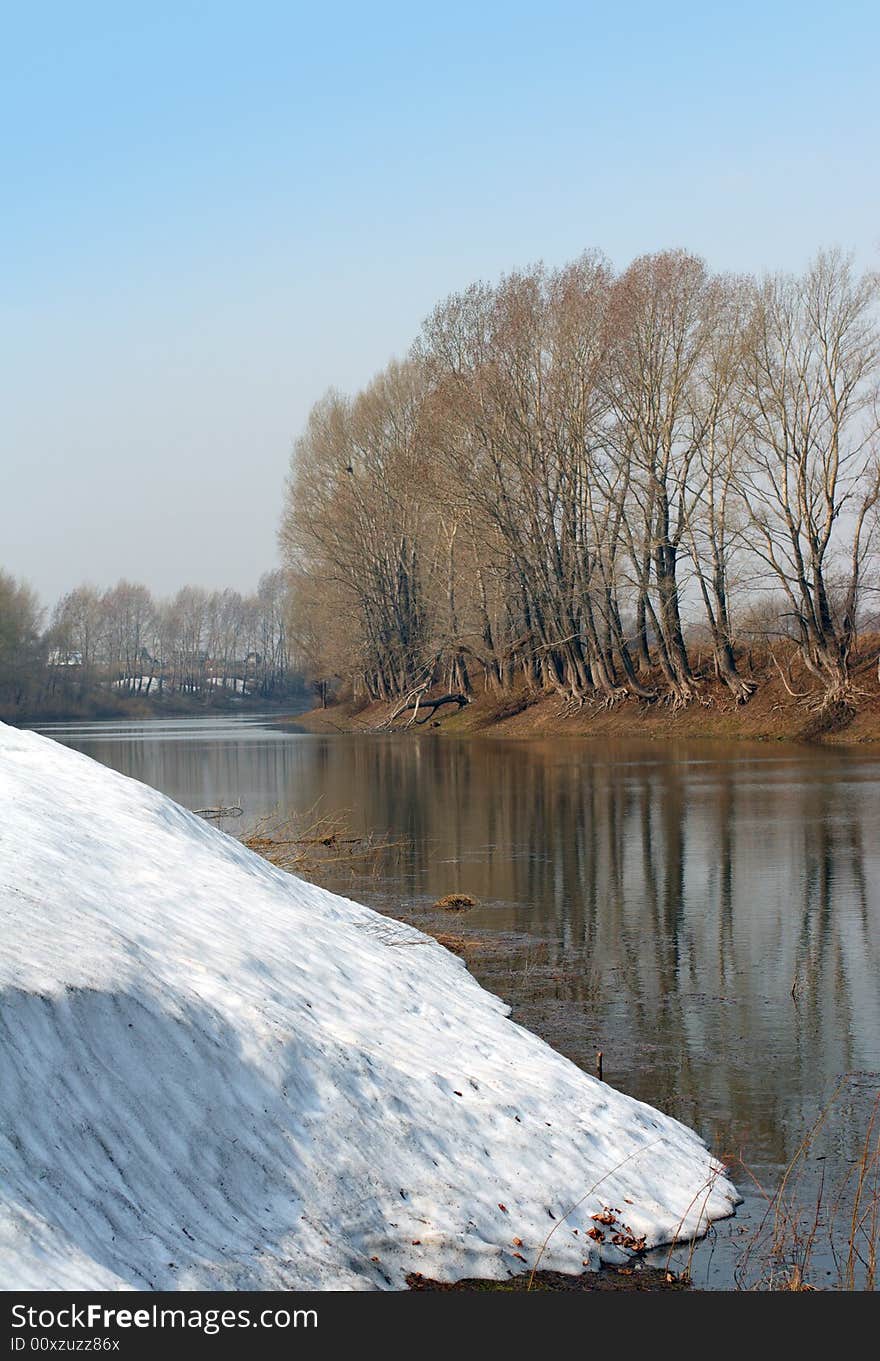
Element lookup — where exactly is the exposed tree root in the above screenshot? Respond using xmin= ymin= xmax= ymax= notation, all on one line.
xmin=722 ymin=676 xmax=756 ymax=705
xmin=659 ymin=680 xmax=700 ymax=712
xmin=796 ymin=704 xmax=855 ymax=742
xmin=556 ymin=685 xmax=631 ymax=717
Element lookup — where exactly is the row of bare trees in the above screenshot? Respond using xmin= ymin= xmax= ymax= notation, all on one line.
xmin=282 ymin=247 xmax=880 ymax=711
xmin=0 ymin=569 xmax=302 ymax=718
xmin=0 ymin=571 xmax=43 ymax=713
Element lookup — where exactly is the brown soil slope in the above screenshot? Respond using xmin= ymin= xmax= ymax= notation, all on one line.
xmin=289 ymin=646 xmax=880 ymax=748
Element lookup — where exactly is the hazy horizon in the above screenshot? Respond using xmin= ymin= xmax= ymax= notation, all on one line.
xmin=4 ymin=1 xmax=879 ymax=609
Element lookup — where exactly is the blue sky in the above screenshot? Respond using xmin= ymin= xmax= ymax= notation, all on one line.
xmin=2 ymin=1 xmax=878 ymax=605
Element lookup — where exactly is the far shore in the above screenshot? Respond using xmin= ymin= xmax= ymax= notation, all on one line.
xmin=4 ymin=691 xmax=308 ymax=728
xmin=286 ymin=666 xmax=880 ymax=749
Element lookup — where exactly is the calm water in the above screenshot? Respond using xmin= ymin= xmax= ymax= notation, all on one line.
xmin=32 ymin=713 xmax=880 ymax=1288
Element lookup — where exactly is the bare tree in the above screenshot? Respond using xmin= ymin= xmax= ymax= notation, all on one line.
xmin=740 ymin=250 xmax=880 ymax=701
xmin=685 ymin=275 xmax=755 ymax=701
xmin=282 ymin=363 xmax=436 ymax=700
xmin=281 ymin=242 xmax=880 ymax=719
xmin=605 ymin=250 xmax=710 ymax=706
xmin=0 ymin=571 xmax=43 ymax=712
xmin=102 ymin=581 xmax=156 ymax=693
xmin=48 ymin=585 xmax=106 ymax=696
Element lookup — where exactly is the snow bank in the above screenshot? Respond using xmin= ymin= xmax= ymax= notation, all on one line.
xmin=0 ymin=721 xmax=738 ymax=1290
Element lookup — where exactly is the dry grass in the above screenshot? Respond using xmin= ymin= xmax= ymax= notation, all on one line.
xmin=431 ymin=932 xmax=494 ymax=957
xmin=434 ymin=893 xmax=478 ymax=911
xmin=730 ymin=1077 xmax=880 ymax=1290
xmin=240 ymin=803 xmax=402 ymax=886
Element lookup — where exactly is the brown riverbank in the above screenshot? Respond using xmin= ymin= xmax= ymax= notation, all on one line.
xmin=408 ymin=1265 xmax=689 ymax=1291
xmin=286 ymin=649 xmax=880 ymax=748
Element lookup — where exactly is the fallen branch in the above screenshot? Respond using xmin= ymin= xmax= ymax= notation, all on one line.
xmin=391 ymin=692 xmax=470 ymax=727
xmin=411 ymin=693 xmax=469 ymax=724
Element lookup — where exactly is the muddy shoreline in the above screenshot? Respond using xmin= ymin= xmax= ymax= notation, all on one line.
xmin=285 ymin=669 xmax=880 ymax=748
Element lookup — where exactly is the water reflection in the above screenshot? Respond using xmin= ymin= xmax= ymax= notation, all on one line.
xmin=35 ymin=716 xmax=880 ymax=1285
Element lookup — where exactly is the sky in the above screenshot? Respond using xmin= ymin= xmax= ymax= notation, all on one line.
xmin=2 ymin=1 xmax=879 ymax=610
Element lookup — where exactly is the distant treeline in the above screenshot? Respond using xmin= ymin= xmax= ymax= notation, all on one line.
xmin=282 ymin=247 xmax=880 ymax=711
xmin=0 ymin=568 xmax=306 ymax=721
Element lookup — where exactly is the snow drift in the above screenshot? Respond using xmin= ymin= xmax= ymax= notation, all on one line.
xmin=0 ymin=721 xmax=738 ymax=1290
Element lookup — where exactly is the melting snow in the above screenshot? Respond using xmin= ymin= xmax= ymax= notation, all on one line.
xmin=0 ymin=721 xmax=739 ymax=1289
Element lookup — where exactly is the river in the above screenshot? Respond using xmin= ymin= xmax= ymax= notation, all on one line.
xmin=30 ymin=712 xmax=880 ymax=1289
